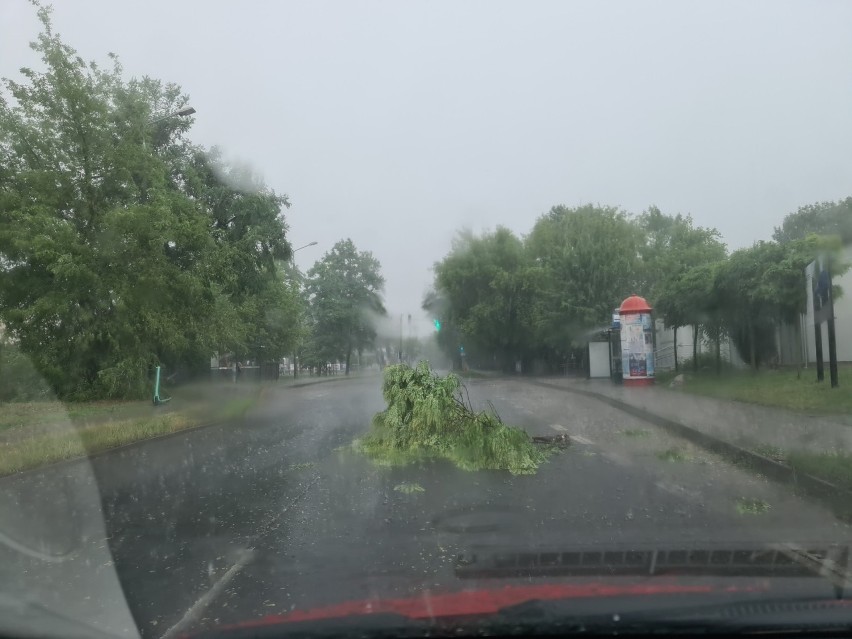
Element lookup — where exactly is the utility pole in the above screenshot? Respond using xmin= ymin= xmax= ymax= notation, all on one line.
xmin=398 ymin=313 xmax=403 ymax=363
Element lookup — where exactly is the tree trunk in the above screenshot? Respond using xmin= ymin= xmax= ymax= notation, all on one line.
xmin=748 ymin=319 xmax=757 ymax=370
xmin=692 ymin=326 xmax=699 ymax=372
xmin=715 ymin=331 xmax=722 ymax=375
xmin=673 ymin=326 xmax=679 ymax=372
xmin=345 ymin=347 xmax=352 ymax=375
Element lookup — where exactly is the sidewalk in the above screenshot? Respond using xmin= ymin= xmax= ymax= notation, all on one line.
xmin=535 ymin=377 xmax=852 ymax=458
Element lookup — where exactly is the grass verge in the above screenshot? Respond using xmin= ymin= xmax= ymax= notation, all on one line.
xmin=0 ymin=382 xmax=264 ymax=476
xmin=0 ymin=413 xmax=197 ymax=476
xmin=787 ymin=451 xmax=852 ymax=492
xmin=0 ymin=399 xmax=151 ymax=436
xmin=660 ymin=366 xmax=852 ymax=417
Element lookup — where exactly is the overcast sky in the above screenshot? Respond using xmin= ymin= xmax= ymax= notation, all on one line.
xmin=3 ymin=1 xmax=852 ymax=331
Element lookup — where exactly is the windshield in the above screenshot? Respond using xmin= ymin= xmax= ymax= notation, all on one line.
xmin=2 ymin=1 xmax=852 ymax=638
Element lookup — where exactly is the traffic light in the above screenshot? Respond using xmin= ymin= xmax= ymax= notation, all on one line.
xmin=433 ymin=318 xmax=441 ymax=332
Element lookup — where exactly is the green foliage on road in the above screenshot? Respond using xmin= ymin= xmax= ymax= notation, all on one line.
xmin=357 ymin=362 xmax=550 ymax=474
xmin=735 ymin=497 xmax=771 ymax=515
xmin=657 ymin=447 xmax=692 ymax=462
xmin=393 ymin=482 xmax=425 ymax=494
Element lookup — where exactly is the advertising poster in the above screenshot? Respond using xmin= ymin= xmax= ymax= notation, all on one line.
xmin=620 ymin=312 xmax=654 ymax=380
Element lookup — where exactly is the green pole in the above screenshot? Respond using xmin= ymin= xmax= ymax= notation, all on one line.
xmin=153 ymin=365 xmax=171 ymax=406
xmin=153 ymin=366 xmax=161 ymax=405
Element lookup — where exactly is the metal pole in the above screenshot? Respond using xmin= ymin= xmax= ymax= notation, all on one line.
xmin=827 ymin=267 xmax=839 ymax=387
xmin=153 ymin=366 xmax=161 ymax=405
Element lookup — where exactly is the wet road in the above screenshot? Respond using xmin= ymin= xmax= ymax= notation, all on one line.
xmin=7 ymin=375 xmax=852 ymax=638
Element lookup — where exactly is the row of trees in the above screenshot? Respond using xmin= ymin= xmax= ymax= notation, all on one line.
xmin=426 ymin=200 xmax=850 ymax=373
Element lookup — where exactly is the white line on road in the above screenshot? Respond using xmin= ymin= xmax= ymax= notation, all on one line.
xmin=549 ymin=424 xmax=567 ymax=431
xmin=160 ymin=549 xmax=255 ymax=639
xmin=159 ymin=474 xmax=321 ymax=639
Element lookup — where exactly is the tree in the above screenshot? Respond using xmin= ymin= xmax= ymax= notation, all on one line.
xmin=0 ymin=5 xmax=296 ymax=398
xmin=638 ymin=207 xmax=726 ymax=370
xmin=711 ymin=237 xmax=843 ymax=370
xmin=773 ymin=198 xmax=852 ymax=244
xmin=525 ymin=205 xmax=642 ymax=367
xmin=305 ymin=239 xmax=386 ymax=374
xmin=657 ymin=263 xmax=723 ymax=373
xmin=430 ymin=228 xmax=533 ymax=372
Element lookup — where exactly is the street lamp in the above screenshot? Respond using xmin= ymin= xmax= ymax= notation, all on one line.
xmin=293 ymin=241 xmax=318 ymax=253
xmin=291 ymin=241 xmax=319 ymax=379
xmin=148 ymin=105 xmax=196 ymax=124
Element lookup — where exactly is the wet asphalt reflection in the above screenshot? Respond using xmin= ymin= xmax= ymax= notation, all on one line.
xmin=78 ymin=376 xmax=852 ymax=637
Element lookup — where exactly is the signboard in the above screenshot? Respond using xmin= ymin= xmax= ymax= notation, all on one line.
xmin=620 ymin=312 xmax=655 ymax=380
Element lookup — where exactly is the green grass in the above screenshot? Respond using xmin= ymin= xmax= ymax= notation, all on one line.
xmin=735 ymin=497 xmax=771 ymax=515
xmin=657 ymin=447 xmax=692 ymax=462
xmin=0 ymin=382 xmax=264 ymax=475
xmin=0 ymin=413 xmax=196 ymax=476
xmin=0 ymin=399 xmax=149 ymax=434
xmin=752 ymin=444 xmax=787 ymax=462
xmin=787 ymin=451 xmax=852 ymax=491
xmin=221 ymin=396 xmax=257 ymax=420
xmin=662 ymin=366 xmax=852 ymax=416
xmin=620 ymin=428 xmax=651 ymax=438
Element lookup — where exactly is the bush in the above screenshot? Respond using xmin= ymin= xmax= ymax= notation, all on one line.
xmin=0 ymin=342 xmax=54 ymax=402
xmin=358 ymin=362 xmax=550 ymax=474
xmin=680 ymin=351 xmax=734 ymax=373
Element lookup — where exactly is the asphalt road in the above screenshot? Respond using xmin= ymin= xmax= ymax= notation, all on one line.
xmin=4 ymin=375 xmax=852 ymax=638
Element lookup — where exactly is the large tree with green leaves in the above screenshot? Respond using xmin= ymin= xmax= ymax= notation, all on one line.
xmin=712 ymin=236 xmax=845 ymax=370
xmin=304 ymin=239 xmax=386 ymax=374
xmin=638 ymin=206 xmax=727 ymax=370
xmin=430 ymin=228 xmax=534 ymax=372
xmin=773 ymin=198 xmax=852 ymax=244
xmin=525 ymin=205 xmax=642 ymax=365
xmin=0 ymin=5 xmax=297 ymax=398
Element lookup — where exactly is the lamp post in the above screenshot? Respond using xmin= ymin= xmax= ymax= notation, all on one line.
xmin=148 ymin=105 xmax=196 ymax=124
xmin=143 ymin=106 xmax=196 ymax=151
xmin=291 ymin=241 xmax=319 ymax=379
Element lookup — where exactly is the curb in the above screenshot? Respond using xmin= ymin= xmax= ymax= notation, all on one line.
xmin=527 ymin=379 xmax=852 ymax=517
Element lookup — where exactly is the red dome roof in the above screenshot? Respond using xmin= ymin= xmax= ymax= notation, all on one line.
xmin=619 ymin=294 xmax=652 ymax=313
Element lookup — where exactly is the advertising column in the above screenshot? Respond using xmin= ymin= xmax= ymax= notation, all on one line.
xmin=619 ymin=295 xmax=655 ymax=386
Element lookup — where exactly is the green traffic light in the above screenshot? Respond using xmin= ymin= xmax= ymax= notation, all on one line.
xmin=433 ymin=318 xmax=441 ymax=331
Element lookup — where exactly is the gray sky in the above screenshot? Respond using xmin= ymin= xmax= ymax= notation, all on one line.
xmin=3 ymin=1 xmax=852 ymax=332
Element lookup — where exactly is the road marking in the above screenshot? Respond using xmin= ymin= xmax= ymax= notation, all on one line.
xmin=549 ymin=424 xmax=568 ymax=431
xmin=160 ymin=549 xmax=254 ymax=639
xmin=160 ymin=474 xmax=321 ymax=639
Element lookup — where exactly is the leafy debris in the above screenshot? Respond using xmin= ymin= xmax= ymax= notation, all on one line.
xmin=356 ymin=362 xmax=551 ymax=474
